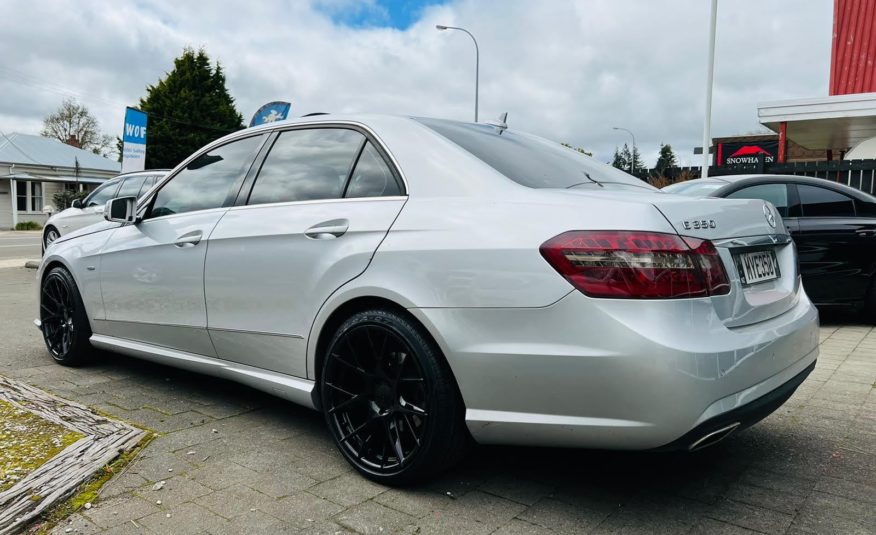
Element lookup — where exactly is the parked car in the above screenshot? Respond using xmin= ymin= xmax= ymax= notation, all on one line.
xmin=37 ymin=116 xmax=818 ymax=484
xmin=664 ymin=174 xmax=876 ymax=313
xmin=42 ymin=170 xmax=168 ymax=250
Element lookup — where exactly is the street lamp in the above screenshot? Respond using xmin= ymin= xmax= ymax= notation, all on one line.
xmin=613 ymin=126 xmax=637 ymax=175
xmin=436 ymin=24 xmax=479 ymax=122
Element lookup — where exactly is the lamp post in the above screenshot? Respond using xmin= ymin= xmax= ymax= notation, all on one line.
xmin=436 ymin=24 xmax=479 ymax=122
xmin=701 ymin=0 xmax=718 ymax=178
xmin=613 ymin=126 xmax=637 ymax=175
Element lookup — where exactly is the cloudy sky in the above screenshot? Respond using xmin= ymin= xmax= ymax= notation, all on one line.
xmin=0 ymin=0 xmax=832 ymax=166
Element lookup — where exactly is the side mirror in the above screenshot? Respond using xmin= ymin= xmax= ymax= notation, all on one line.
xmin=104 ymin=197 xmax=137 ymax=224
xmin=71 ymin=199 xmax=82 ymax=209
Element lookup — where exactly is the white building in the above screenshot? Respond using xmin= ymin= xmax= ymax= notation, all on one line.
xmin=0 ymin=133 xmax=120 ymax=229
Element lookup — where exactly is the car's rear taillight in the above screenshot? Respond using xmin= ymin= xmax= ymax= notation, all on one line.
xmin=539 ymin=231 xmax=730 ymax=299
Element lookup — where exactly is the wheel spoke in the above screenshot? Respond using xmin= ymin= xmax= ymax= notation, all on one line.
xmin=339 ymin=418 xmax=374 ymax=444
xmin=330 ymin=353 xmax=368 ymax=377
xmin=328 ymin=394 xmax=367 ymax=415
xmin=398 ymin=399 xmax=428 ymax=417
xmin=400 ymin=412 xmax=420 ymax=446
xmin=325 ymin=382 xmax=359 ymax=398
xmin=383 ymin=417 xmax=405 ymax=466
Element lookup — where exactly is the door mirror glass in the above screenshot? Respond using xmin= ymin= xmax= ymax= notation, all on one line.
xmin=105 ymin=196 xmax=137 ymax=223
xmin=71 ymin=199 xmax=82 ymax=209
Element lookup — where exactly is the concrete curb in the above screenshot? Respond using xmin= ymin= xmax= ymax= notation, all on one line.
xmin=24 ymin=260 xmax=40 ymax=269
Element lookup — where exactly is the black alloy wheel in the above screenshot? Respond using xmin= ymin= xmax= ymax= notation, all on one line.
xmin=321 ymin=309 xmax=468 ymax=485
xmin=40 ymin=267 xmax=91 ymax=366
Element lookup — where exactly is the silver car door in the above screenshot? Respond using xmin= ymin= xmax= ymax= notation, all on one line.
xmin=204 ymin=128 xmax=406 ymax=377
xmin=97 ymin=134 xmax=265 ymax=356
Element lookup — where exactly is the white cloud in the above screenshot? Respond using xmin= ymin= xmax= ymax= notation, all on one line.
xmin=0 ymin=0 xmax=832 ymax=166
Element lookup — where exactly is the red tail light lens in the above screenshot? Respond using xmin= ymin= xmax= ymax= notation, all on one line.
xmin=539 ymin=231 xmax=730 ymax=299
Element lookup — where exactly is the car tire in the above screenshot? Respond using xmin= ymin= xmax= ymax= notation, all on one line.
xmin=320 ymin=308 xmax=469 ymax=485
xmin=43 ymin=226 xmax=60 ymax=250
xmin=39 ymin=266 xmax=93 ymax=366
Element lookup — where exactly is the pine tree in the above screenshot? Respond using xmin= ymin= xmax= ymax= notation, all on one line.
xmin=139 ymin=48 xmax=244 ymax=169
xmin=611 ymin=145 xmax=629 ymax=171
xmin=654 ymin=143 xmax=678 ymax=176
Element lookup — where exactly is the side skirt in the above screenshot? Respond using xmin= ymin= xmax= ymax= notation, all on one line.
xmin=90 ymin=334 xmax=317 ymax=409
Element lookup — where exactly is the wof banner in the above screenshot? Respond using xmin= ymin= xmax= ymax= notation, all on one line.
xmin=121 ymin=107 xmax=147 ymax=173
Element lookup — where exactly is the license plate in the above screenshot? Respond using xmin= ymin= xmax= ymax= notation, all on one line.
xmin=734 ymin=249 xmax=781 ymax=286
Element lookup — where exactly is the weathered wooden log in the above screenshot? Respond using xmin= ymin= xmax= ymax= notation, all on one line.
xmin=0 ymin=376 xmax=147 ymax=535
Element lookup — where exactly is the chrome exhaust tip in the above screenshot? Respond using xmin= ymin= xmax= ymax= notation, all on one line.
xmin=688 ymin=422 xmax=740 ymax=452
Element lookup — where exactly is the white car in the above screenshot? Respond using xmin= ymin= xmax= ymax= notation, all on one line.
xmin=37 ymin=114 xmax=819 ymax=484
xmin=42 ymin=170 xmax=168 ymax=249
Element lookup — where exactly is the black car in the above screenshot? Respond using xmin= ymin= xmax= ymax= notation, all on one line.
xmin=664 ymin=174 xmax=876 ymax=313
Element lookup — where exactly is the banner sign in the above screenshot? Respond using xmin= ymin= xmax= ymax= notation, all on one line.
xmin=249 ymin=101 xmax=291 ymax=127
xmin=121 ymin=107 xmax=147 ymax=173
xmin=718 ymin=140 xmax=778 ymax=166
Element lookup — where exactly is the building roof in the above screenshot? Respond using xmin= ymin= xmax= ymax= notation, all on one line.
xmin=0 ymin=132 xmax=120 ymax=172
xmin=758 ymin=92 xmax=876 ymax=150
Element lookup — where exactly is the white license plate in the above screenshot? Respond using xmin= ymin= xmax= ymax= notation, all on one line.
xmin=734 ymin=249 xmax=780 ymax=286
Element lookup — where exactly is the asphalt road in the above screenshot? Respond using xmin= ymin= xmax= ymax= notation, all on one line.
xmin=0 ymin=231 xmax=41 ymax=264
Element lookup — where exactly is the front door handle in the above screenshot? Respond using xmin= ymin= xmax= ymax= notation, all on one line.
xmin=305 ymin=219 xmax=349 ymax=240
xmin=174 ymin=230 xmax=203 ymax=247
xmin=857 ymin=229 xmax=876 ymax=237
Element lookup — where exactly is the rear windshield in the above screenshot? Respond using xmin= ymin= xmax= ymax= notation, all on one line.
xmin=414 ymin=117 xmax=654 ymax=191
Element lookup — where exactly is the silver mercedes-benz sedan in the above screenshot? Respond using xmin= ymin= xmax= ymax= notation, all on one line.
xmin=36 ymin=114 xmax=819 ymax=484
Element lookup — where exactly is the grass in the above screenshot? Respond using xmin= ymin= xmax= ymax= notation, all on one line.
xmin=0 ymin=399 xmax=84 ymax=492
xmin=14 ymin=221 xmax=42 ymax=231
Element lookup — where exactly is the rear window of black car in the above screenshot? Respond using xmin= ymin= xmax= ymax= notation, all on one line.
xmin=414 ymin=117 xmax=653 ymax=191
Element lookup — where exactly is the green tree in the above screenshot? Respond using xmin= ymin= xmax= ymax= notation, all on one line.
xmin=653 ymin=143 xmax=677 ymax=176
xmin=139 ymin=48 xmax=244 ymax=169
xmin=611 ymin=145 xmax=629 ymax=171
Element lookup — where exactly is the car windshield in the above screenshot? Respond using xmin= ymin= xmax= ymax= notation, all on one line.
xmin=663 ymin=181 xmax=726 ymax=196
xmin=414 ymin=117 xmax=655 ymax=191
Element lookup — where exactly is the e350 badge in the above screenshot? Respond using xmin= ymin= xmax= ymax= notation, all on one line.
xmin=682 ymin=219 xmax=717 ymax=230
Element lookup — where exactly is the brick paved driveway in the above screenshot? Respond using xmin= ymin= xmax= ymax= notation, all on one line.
xmin=1 ymin=265 xmax=874 ymax=534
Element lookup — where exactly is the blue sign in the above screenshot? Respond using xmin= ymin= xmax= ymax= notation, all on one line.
xmin=121 ymin=107 xmax=147 ymax=173
xmin=249 ymin=101 xmax=291 ymax=127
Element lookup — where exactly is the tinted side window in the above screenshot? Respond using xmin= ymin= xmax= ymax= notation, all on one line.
xmin=797 ymin=185 xmax=855 ymax=217
xmin=137 ymin=175 xmax=159 ymax=198
xmin=726 ymin=184 xmax=789 ymax=217
xmin=149 ymin=136 xmax=262 ymax=218
xmin=116 ymin=175 xmax=147 ymax=199
xmin=84 ymin=180 xmax=120 ymax=207
xmin=248 ymin=129 xmax=364 ymax=205
xmin=345 ymin=142 xmax=401 ymax=198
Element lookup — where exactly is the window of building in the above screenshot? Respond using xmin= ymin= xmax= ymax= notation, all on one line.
xmin=31 ymin=182 xmax=42 ymax=212
xmin=16 ymin=181 xmax=27 ymax=211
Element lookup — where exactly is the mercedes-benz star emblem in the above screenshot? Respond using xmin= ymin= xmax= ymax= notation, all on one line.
xmin=763 ymin=203 xmax=776 ymax=228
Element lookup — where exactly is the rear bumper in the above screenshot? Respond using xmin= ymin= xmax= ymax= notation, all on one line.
xmin=651 ymin=359 xmax=815 ymax=451
xmin=409 ymin=285 xmax=819 ymax=450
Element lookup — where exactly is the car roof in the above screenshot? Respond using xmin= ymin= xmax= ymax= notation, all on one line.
xmin=709 ymin=174 xmax=876 ymax=201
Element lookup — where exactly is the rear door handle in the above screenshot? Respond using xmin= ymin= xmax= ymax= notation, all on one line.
xmin=174 ymin=230 xmax=203 ymax=247
xmin=305 ymin=219 xmax=349 ymax=240
xmin=857 ymin=229 xmax=876 ymax=237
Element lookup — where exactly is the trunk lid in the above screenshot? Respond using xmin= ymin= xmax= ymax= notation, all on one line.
xmin=651 ymin=194 xmax=798 ymax=327
xmin=550 ymin=188 xmax=799 ymax=327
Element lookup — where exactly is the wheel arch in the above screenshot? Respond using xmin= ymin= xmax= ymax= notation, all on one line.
xmin=307 ymin=290 xmax=463 ymax=411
